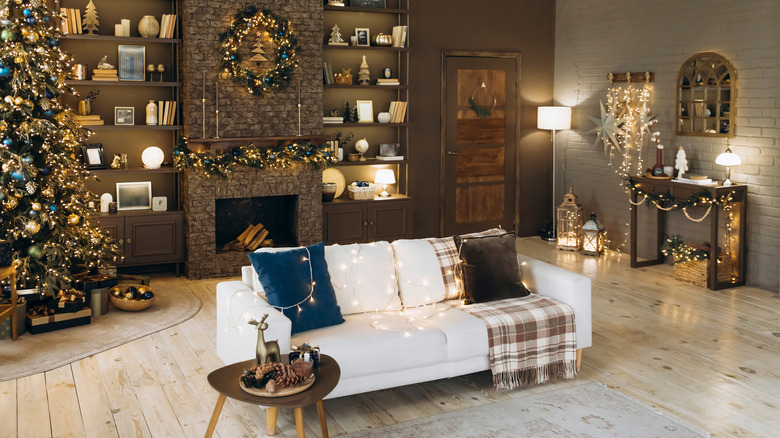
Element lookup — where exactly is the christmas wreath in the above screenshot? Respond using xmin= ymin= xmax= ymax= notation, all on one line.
xmin=219 ymin=6 xmax=299 ymax=96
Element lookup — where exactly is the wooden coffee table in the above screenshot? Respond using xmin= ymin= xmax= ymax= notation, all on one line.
xmin=205 ymin=354 xmax=340 ymax=438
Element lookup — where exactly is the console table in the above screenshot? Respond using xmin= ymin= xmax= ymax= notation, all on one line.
xmin=630 ymin=176 xmax=747 ymax=290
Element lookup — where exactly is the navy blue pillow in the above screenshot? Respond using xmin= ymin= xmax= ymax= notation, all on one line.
xmin=248 ymin=242 xmax=344 ymax=334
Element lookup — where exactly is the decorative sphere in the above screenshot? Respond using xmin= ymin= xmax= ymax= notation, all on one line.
xmin=22 ymin=8 xmax=31 ymax=16
xmin=2 ymin=138 xmax=12 ymax=146
xmin=110 ymin=287 xmax=123 ymax=298
xmin=14 ymin=96 xmax=22 ymax=105
xmin=124 ymin=291 xmax=135 ymax=300
xmin=141 ymin=291 xmax=154 ymax=300
xmin=25 ymin=221 xmax=41 ymax=234
xmin=355 ymin=138 xmax=369 ymax=154
xmin=31 ymin=202 xmax=41 ymax=211
xmin=0 ymin=66 xmax=11 ymax=78
xmin=28 ymin=210 xmax=37 ymax=216
xmin=68 ymin=213 xmax=79 ymax=225
xmin=47 ymin=38 xmax=58 ymax=47
xmin=39 ymin=165 xmax=50 ymax=175
xmin=27 ymin=245 xmax=42 ymax=259
xmin=126 ymin=286 xmax=138 ymax=295
xmin=1 ymin=29 xmax=15 ymax=42
xmin=11 ymin=171 xmax=24 ymax=180
xmin=48 ymin=204 xmax=57 ymax=211
xmin=22 ymin=155 xmax=33 ymax=164
xmin=42 ymin=187 xmax=54 ymax=197
xmin=25 ymin=17 xmax=36 ymax=25
xmin=24 ymin=30 xmax=38 ymax=41
xmin=141 ymin=146 xmax=165 ymax=169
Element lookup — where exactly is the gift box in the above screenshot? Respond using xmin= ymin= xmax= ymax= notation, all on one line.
xmin=0 ymin=297 xmax=25 ymax=339
xmin=27 ymin=306 xmax=91 ymax=334
xmin=74 ymin=274 xmax=119 ymax=292
xmin=348 ymin=184 xmax=377 ymax=200
xmin=0 ymin=239 xmax=11 ymax=267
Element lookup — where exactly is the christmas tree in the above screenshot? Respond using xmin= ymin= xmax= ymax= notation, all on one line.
xmin=0 ymin=0 xmax=116 ymax=296
xmin=82 ymin=0 xmax=99 ymax=35
xmin=248 ymin=31 xmax=270 ymax=64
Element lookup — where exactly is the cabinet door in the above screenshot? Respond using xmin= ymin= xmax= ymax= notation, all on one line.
xmin=369 ymin=200 xmax=413 ymax=241
xmin=123 ymin=213 xmax=184 ymax=265
xmin=323 ymin=204 xmax=368 ymax=244
xmin=93 ymin=216 xmax=125 ymax=264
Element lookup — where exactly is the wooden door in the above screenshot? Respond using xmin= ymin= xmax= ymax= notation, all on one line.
xmin=442 ymin=54 xmax=519 ymax=236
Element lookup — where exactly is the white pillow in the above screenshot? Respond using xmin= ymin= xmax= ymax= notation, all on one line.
xmin=324 ymin=242 xmax=402 ymax=315
xmin=391 ymin=239 xmax=448 ymax=307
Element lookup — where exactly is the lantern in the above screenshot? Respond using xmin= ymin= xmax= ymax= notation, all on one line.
xmin=556 ymin=187 xmax=583 ymax=251
xmin=582 ymin=213 xmax=606 ymax=256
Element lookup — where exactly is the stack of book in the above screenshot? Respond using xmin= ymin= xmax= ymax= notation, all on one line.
xmin=322 ymin=62 xmax=334 ymax=85
xmin=388 ymin=101 xmax=408 ymax=123
xmin=59 ymin=8 xmax=82 ymax=34
xmin=159 ymin=14 xmax=177 ymax=39
xmin=377 ymin=78 xmax=400 ymax=86
xmin=323 ymin=116 xmax=343 ymax=124
xmin=72 ymin=114 xmax=104 ymax=126
xmin=92 ymin=69 xmax=118 ymax=81
xmin=391 ymin=25 xmax=408 ymax=48
xmin=157 ymin=101 xmax=178 ymax=126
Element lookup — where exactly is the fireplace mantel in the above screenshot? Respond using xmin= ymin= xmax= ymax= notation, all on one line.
xmin=187 ymin=135 xmax=328 ymax=153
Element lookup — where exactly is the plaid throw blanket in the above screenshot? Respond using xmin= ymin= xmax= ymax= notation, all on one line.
xmin=461 ymin=295 xmax=577 ymax=389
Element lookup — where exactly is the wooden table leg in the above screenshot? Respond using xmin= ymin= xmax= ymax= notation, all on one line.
xmin=316 ymin=400 xmax=329 ymax=438
xmin=294 ymin=407 xmax=305 ymax=437
xmin=266 ymin=407 xmax=279 ymax=436
xmin=204 ymin=393 xmax=226 ymax=438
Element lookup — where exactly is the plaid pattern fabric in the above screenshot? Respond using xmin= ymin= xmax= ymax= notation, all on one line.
xmin=426 ymin=229 xmax=508 ymax=301
xmin=461 ymin=295 xmax=577 ymax=389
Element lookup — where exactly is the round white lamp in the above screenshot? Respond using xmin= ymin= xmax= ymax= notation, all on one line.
xmin=374 ymin=169 xmax=396 ymax=198
xmin=715 ymin=147 xmax=741 ymax=186
xmin=141 ymin=146 xmax=165 ymax=169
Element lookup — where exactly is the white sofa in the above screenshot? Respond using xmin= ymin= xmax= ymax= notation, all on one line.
xmin=216 ymin=239 xmax=591 ymax=399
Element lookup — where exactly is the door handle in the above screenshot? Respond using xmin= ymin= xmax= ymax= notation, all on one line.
xmin=446 ymin=151 xmax=460 ymax=155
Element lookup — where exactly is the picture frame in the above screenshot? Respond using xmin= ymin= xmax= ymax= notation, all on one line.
xmin=82 ymin=143 xmax=107 ymax=169
xmin=114 ymin=106 xmax=134 ymax=125
xmin=116 ymin=181 xmax=152 ymax=211
xmin=379 ymin=143 xmax=399 ymax=157
xmin=356 ymin=100 xmax=374 ymax=123
xmin=355 ymin=28 xmax=370 ymax=47
xmin=118 ymin=45 xmax=145 ymax=81
xmin=350 ymin=0 xmax=385 ymax=8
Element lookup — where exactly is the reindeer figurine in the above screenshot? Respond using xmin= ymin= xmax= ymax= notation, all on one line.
xmin=248 ymin=314 xmax=281 ymax=364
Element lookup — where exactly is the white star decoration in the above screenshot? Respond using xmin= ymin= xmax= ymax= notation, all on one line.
xmin=588 ymin=101 xmax=623 ymax=154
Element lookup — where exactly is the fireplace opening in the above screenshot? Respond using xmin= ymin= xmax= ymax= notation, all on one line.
xmin=215 ymin=196 xmax=297 ymax=252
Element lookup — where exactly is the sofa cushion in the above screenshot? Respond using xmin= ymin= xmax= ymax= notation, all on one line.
xmin=324 ymin=242 xmax=402 ymax=315
xmin=406 ymin=306 xmax=489 ymax=361
xmin=291 ymin=312 xmax=447 ymax=379
xmin=391 ymin=239 xmax=449 ymax=307
xmin=248 ymin=242 xmax=344 ymax=334
xmin=454 ymin=233 xmax=530 ymax=304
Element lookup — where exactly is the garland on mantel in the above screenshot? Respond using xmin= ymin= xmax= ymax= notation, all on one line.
xmin=172 ymin=137 xmax=334 ymax=178
xmin=219 ymin=6 xmax=300 ymax=96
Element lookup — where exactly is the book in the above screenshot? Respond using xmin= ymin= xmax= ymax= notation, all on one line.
xmin=392 ymin=25 xmax=408 ymax=48
xmin=158 ymin=100 xmax=164 ymax=125
xmin=323 ymin=117 xmax=343 ymax=124
xmin=163 ymin=101 xmax=171 ymax=125
xmin=672 ymin=177 xmax=716 ymax=186
xmin=78 ymin=120 xmax=104 ymax=126
xmin=169 ymin=101 xmax=177 ymax=125
xmin=60 ymin=8 xmax=70 ymax=33
xmin=91 ymin=77 xmax=119 ymax=81
xmin=73 ymin=114 xmax=102 ymax=120
xmin=376 ymin=155 xmax=404 ymax=161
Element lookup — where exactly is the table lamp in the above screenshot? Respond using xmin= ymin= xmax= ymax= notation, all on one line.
xmin=538 ymin=106 xmax=572 ymax=240
xmin=374 ymin=169 xmax=395 ymax=198
xmin=715 ymin=146 xmax=741 ymax=186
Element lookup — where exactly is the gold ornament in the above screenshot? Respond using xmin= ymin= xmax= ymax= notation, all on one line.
xmin=32 ymin=202 xmax=41 ymax=211
xmin=14 ymin=192 xmax=23 ymax=198
xmin=1 ymin=163 xmax=7 ymax=171
xmin=14 ymin=97 xmax=23 ymax=105
xmin=25 ymin=32 xmax=39 ymax=43
xmin=5 ymin=198 xmax=18 ymax=210
xmin=68 ymin=214 xmax=80 ymax=225
xmin=42 ymin=187 xmax=54 ymax=197
xmin=14 ymin=56 xmax=23 ymax=64
xmin=25 ymin=221 xmax=41 ymax=234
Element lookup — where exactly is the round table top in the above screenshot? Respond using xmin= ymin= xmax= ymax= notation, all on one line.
xmin=207 ymin=354 xmax=340 ymax=408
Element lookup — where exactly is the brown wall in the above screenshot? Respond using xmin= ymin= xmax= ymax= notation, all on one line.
xmin=409 ymin=0 xmax=556 ymax=238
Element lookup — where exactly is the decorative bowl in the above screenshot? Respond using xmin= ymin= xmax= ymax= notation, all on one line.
xmin=109 ymin=283 xmax=155 ymax=311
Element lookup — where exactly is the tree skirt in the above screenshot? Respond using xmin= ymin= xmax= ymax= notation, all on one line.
xmin=0 ymin=278 xmax=201 ymax=381
xmin=341 ymin=382 xmax=710 ymax=438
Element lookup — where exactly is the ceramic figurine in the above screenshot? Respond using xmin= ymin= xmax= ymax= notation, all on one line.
xmin=249 ymin=314 xmax=281 ymax=364
xmin=675 ymin=146 xmax=688 ymax=179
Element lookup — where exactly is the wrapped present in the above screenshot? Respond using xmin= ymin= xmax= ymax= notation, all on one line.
xmin=74 ymin=274 xmax=119 ymax=291
xmin=45 ymin=289 xmax=86 ymax=313
xmin=289 ymin=343 xmax=321 ymax=368
xmin=27 ymin=306 xmax=91 ymax=334
xmin=0 ymin=239 xmax=11 ymax=267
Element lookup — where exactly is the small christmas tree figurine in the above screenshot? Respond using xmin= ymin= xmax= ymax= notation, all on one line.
xmin=327 ymin=24 xmax=347 ymax=46
xmin=358 ymin=55 xmax=370 ymax=85
xmin=248 ymin=31 xmax=271 ymax=65
xmin=82 ymin=0 xmax=99 ymax=34
xmin=343 ymin=101 xmax=352 ymax=123
xmin=0 ymin=0 xmax=117 ymax=296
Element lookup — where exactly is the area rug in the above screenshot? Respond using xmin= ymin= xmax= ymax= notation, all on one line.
xmin=0 ymin=281 xmax=201 ymax=381
xmin=342 ymin=383 xmax=710 ymax=438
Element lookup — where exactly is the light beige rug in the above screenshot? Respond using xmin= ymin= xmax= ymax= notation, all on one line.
xmin=0 ymin=281 xmax=201 ymax=381
xmin=342 ymin=383 xmax=710 ymax=438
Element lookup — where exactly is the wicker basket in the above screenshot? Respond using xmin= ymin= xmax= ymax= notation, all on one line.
xmin=348 ymin=184 xmax=377 ymax=200
xmin=673 ymin=256 xmax=733 ymax=287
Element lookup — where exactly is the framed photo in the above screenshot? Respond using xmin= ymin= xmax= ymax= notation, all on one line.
xmin=114 ymin=106 xmax=134 ymax=125
xmin=355 ymin=28 xmax=370 ymax=47
xmin=350 ymin=0 xmax=385 ymax=8
xmin=379 ymin=143 xmax=399 ymax=157
xmin=118 ymin=45 xmax=145 ymax=81
xmin=116 ymin=182 xmax=152 ymax=211
xmin=82 ymin=143 xmax=107 ymax=169
xmin=356 ymin=100 xmax=374 ymax=123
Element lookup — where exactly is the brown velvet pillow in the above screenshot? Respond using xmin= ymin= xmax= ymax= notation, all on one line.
xmin=454 ymin=232 xmax=530 ymax=304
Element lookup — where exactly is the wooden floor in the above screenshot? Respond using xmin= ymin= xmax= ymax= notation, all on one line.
xmin=1 ymin=237 xmax=778 ymax=437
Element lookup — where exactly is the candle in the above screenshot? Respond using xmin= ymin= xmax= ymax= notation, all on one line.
xmin=114 ymin=24 xmax=123 ymax=36
xmin=121 ymin=19 xmax=130 ymax=36
xmin=215 ymin=79 xmax=219 ymax=108
xmin=201 ymin=71 xmax=206 ymax=138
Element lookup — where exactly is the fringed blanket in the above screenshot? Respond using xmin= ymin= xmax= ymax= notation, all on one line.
xmin=461 ymin=295 xmax=577 ymax=389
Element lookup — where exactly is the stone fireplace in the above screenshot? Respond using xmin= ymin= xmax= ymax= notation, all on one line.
xmin=182 ymin=165 xmax=322 ymax=279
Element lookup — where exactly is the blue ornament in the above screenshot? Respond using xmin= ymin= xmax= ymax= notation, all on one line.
xmin=0 ymin=66 xmax=11 ymax=78
xmin=204 ymin=159 xmax=211 ymax=165
xmin=47 ymin=38 xmax=58 ymax=47
xmin=306 ymin=151 xmax=311 ymax=156
xmin=29 ymin=210 xmax=37 ymax=216
xmin=42 ymin=109 xmax=55 ymax=118
xmin=42 ymin=16 xmax=50 ymax=22
xmin=22 ymin=155 xmax=34 ymax=164
xmin=11 ymin=171 xmax=24 ymax=180
xmin=281 ymin=53 xmax=287 ymax=59
xmin=2 ymin=138 xmax=12 ymax=146
xmin=230 ymin=55 xmax=236 ymax=60
xmin=269 ymin=154 xmax=276 ymax=160
xmin=26 ymin=17 xmax=36 ymax=24
xmin=39 ymin=165 xmax=50 ymax=175
xmin=141 ymin=291 xmax=154 ymax=300
xmin=45 ymin=90 xmax=55 ymax=98
xmin=22 ymin=8 xmax=32 ymax=17
xmin=49 ymin=205 xmax=57 ymax=212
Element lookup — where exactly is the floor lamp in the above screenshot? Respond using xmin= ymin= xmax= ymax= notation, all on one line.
xmin=538 ymin=106 xmax=572 ymax=241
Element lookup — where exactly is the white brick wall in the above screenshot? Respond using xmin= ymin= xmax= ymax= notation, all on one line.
xmin=554 ymin=0 xmax=780 ymax=292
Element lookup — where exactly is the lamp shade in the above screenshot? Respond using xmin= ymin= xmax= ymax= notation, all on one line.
xmin=715 ymin=148 xmax=741 ymax=167
xmin=537 ymin=106 xmax=572 ymax=130
xmin=374 ymin=169 xmax=396 ymax=185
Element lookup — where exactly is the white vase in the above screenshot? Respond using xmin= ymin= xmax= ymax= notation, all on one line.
xmin=377 ymin=112 xmax=391 ymax=123
xmin=145 ymin=100 xmax=158 ymax=125
xmin=138 ymin=15 xmax=159 ymax=38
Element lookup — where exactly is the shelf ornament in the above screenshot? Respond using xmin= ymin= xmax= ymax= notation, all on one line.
xmin=219 ymin=6 xmax=300 ymax=96
xmin=172 ymin=138 xmax=335 ymax=178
